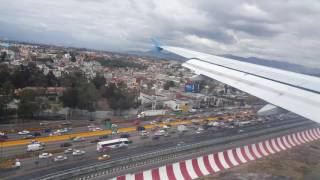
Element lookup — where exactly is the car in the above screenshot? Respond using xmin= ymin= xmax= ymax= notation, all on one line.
xmin=54 ymin=155 xmax=67 ymax=162
xmin=164 ymin=132 xmax=170 ymax=137
xmin=18 ymin=130 xmax=30 ymax=135
xmin=57 ymin=128 xmax=70 ymax=133
xmin=152 ymin=136 xmax=160 ymax=140
xmin=98 ymin=154 xmax=110 ymax=161
xmin=90 ymin=127 xmax=103 ymax=131
xmin=23 ymin=134 xmax=35 ymax=139
xmin=31 ymin=140 xmax=45 ymax=146
xmin=120 ymin=133 xmax=130 ymax=138
xmin=136 ymin=126 xmax=145 ymax=131
xmin=64 ymin=148 xmax=73 ymax=154
xmin=162 ymin=125 xmax=170 ymax=129
xmin=60 ymin=142 xmax=72 ymax=147
xmin=43 ymin=129 xmax=52 ymax=133
xmin=150 ymin=120 xmax=157 ymax=125
xmin=72 ymin=150 xmax=85 ymax=156
xmin=140 ymin=130 xmax=149 ymax=136
xmin=33 ymin=132 xmax=41 ymax=137
xmin=72 ymin=137 xmax=85 ymax=142
xmin=155 ymin=130 xmax=166 ymax=136
xmin=238 ymin=129 xmax=244 ymax=133
xmin=39 ymin=122 xmax=49 ymax=126
xmin=61 ymin=121 xmax=71 ymax=125
xmin=99 ymin=135 xmax=109 ymax=139
xmin=91 ymin=139 xmax=100 ymax=143
xmin=177 ymin=141 xmax=185 ymax=146
xmin=39 ymin=152 xmax=53 ymax=159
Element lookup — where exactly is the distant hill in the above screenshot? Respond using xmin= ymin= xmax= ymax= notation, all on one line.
xmin=221 ymin=54 xmax=320 ymax=76
xmin=127 ymin=50 xmax=319 ymax=76
xmin=126 ymin=49 xmax=186 ymax=61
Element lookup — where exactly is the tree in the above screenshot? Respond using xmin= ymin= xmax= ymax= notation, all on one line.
xmin=70 ymin=53 xmax=76 ymax=62
xmin=46 ymin=71 xmax=60 ymax=87
xmin=60 ymin=79 xmax=99 ymax=120
xmin=92 ymin=74 xmax=106 ymax=90
xmin=0 ymin=81 xmax=14 ymax=120
xmin=0 ymin=51 xmax=7 ymax=62
xmin=76 ymin=82 xmax=99 ymax=110
xmin=163 ymin=80 xmax=175 ymax=90
xmin=17 ymin=89 xmax=40 ymax=119
xmin=102 ymin=82 xmax=138 ymax=115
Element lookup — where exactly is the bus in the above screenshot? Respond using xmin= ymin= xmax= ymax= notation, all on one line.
xmin=97 ymin=138 xmax=129 ymax=152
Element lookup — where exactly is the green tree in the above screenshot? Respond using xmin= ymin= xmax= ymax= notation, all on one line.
xmin=102 ymin=82 xmax=138 ymax=115
xmin=70 ymin=53 xmax=76 ymax=62
xmin=0 ymin=51 xmax=7 ymax=62
xmin=92 ymin=74 xmax=106 ymax=90
xmin=0 ymin=81 xmax=14 ymax=120
xmin=17 ymin=89 xmax=40 ymax=119
xmin=163 ymin=80 xmax=175 ymax=90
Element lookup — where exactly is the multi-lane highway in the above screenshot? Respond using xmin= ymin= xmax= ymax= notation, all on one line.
xmin=2 ymin=116 xmax=315 ymax=180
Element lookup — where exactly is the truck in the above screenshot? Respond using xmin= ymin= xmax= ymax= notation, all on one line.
xmin=27 ymin=144 xmax=44 ymax=152
xmin=137 ymin=110 xmax=167 ymax=118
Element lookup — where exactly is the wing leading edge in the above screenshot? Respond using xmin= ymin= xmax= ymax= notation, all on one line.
xmin=158 ymin=45 xmax=320 ymax=124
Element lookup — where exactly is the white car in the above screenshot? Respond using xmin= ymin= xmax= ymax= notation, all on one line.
xmin=18 ymin=130 xmax=30 ymax=135
xmin=89 ymin=127 xmax=102 ymax=131
xmin=64 ymin=148 xmax=73 ymax=154
xmin=54 ymin=155 xmax=67 ymax=162
xmin=39 ymin=153 xmax=53 ymax=159
xmin=155 ymin=130 xmax=166 ymax=136
xmin=163 ymin=125 xmax=170 ymax=129
xmin=72 ymin=137 xmax=84 ymax=142
xmin=140 ymin=130 xmax=149 ymax=136
xmin=72 ymin=150 xmax=85 ymax=156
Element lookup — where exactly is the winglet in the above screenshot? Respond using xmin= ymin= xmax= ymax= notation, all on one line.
xmin=151 ymin=38 xmax=163 ymax=51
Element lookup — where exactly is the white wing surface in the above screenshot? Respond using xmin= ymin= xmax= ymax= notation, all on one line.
xmin=159 ymin=45 xmax=320 ymax=123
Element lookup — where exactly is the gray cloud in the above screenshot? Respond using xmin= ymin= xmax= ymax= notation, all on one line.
xmin=1 ymin=0 xmax=320 ymax=67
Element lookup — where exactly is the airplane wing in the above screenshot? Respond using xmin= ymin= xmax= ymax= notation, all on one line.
xmin=156 ymin=44 xmax=320 ymax=123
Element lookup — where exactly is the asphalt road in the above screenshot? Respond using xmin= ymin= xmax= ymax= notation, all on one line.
xmin=2 ymin=116 xmax=312 ymax=180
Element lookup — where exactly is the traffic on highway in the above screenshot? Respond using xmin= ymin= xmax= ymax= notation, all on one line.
xmin=0 ymin=109 xmax=310 ymax=180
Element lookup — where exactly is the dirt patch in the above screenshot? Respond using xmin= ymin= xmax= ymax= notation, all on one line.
xmin=199 ymin=140 xmax=320 ymax=180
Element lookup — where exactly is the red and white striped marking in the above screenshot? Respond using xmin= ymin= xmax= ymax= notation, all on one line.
xmin=113 ymin=128 xmax=320 ymax=180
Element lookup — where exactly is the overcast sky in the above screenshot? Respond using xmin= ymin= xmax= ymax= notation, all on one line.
xmin=1 ymin=0 xmax=320 ymax=67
